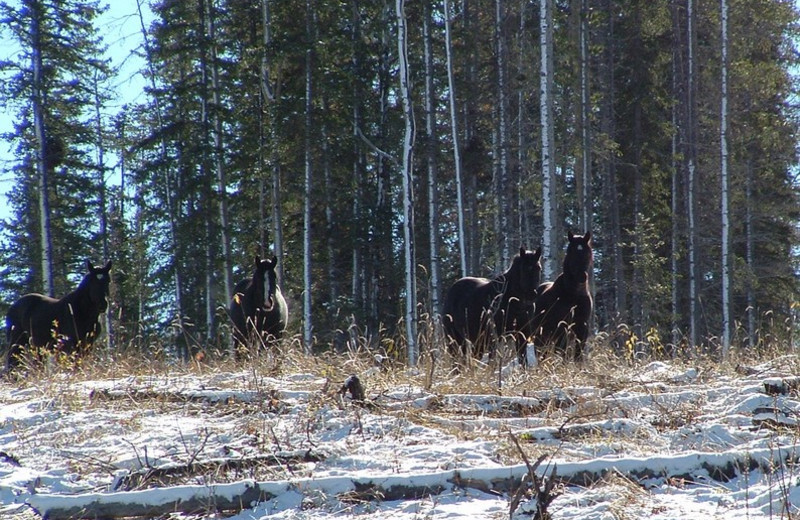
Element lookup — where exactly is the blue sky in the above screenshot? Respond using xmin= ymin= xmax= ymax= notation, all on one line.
xmin=0 ymin=1 xmax=153 ymax=224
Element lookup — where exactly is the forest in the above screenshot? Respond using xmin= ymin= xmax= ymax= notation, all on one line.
xmin=0 ymin=0 xmax=798 ymax=364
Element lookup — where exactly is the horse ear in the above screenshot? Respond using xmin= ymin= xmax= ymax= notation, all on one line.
xmin=534 ymin=247 xmax=542 ymax=259
xmin=86 ymin=260 xmax=94 ymax=271
xmin=568 ymin=230 xmax=575 ymax=241
xmin=584 ymin=231 xmax=592 ymax=244
xmin=519 ymin=246 xmax=525 ymax=257
xmin=255 ymin=255 xmax=261 ymax=266
xmin=104 ymin=260 xmax=112 ymax=271
xmin=271 ymin=256 xmax=278 ymax=266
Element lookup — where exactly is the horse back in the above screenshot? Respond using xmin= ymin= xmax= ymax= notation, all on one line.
xmin=6 ymin=293 xmax=64 ymax=345
xmin=443 ymin=276 xmax=500 ymax=345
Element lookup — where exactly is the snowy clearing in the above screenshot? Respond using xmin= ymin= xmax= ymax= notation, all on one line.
xmin=2 ymin=356 xmax=800 ymax=519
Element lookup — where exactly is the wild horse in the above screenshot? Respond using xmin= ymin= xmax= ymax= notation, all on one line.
xmin=4 ymin=260 xmax=113 ymax=372
xmin=442 ymin=246 xmax=542 ymax=363
xmin=528 ymin=231 xmax=593 ymax=363
xmin=229 ymin=255 xmax=288 ymax=355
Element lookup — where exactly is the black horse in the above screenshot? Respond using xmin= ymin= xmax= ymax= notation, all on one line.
xmin=229 ymin=255 xmax=288 ymax=354
xmin=528 ymin=231 xmax=593 ymax=363
xmin=442 ymin=246 xmax=542 ymax=362
xmin=4 ymin=260 xmax=112 ymax=372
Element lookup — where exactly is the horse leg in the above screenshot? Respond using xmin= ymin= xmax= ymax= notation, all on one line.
xmin=4 ymin=322 xmax=30 ymax=372
xmin=572 ymin=322 xmax=589 ymax=363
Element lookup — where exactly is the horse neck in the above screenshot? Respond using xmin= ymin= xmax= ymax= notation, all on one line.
xmin=556 ymin=268 xmax=588 ymax=294
xmin=62 ymin=283 xmax=97 ymax=316
xmin=494 ymin=265 xmax=520 ymax=300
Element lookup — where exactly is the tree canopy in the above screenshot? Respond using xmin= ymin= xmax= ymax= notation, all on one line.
xmin=0 ymin=0 xmax=798 ymax=360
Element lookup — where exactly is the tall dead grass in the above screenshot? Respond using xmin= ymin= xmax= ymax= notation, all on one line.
xmin=3 ymin=314 xmax=797 ymax=399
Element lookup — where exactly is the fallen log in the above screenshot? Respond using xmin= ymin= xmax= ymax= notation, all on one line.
xmin=89 ymin=387 xmax=271 ymax=405
xmin=29 ymin=480 xmax=278 ymax=520
xmin=762 ymin=376 xmax=800 ymax=396
xmin=28 ymin=444 xmax=800 ymax=519
xmin=113 ymin=449 xmax=326 ymax=491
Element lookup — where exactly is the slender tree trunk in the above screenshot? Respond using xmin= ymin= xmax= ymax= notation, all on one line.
xmin=496 ymin=0 xmax=510 ymax=266
xmin=517 ymin=0 xmax=532 ymax=245
xmin=207 ymin=0 xmax=233 ymax=306
xmin=631 ymin=6 xmax=644 ymax=347
xmin=540 ymin=0 xmax=557 ymax=281
xmin=601 ymin=0 xmax=624 ymax=326
xmin=260 ymin=0 xmax=284 ymax=285
xmin=687 ymin=0 xmax=698 ymax=349
xmin=92 ymin=71 xmax=113 ymax=350
xmin=258 ymin=0 xmax=272 ymax=257
xmin=136 ymin=0 xmax=184 ymax=343
xmin=670 ymin=0 xmax=683 ymax=353
xmin=423 ymin=3 xmax=441 ymax=322
xmin=31 ymin=2 xmax=54 ymax=295
xmin=322 ymin=106 xmax=337 ymax=305
xmin=199 ymin=0 xmax=215 ymax=342
xmin=579 ymin=0 xmax=591 ymax=234
xmin=720 ymin=0 xmax=730 ymax=358
xmin=463 ymin=0 xmax=480 ymax=275
xmin=746 ymin=156 xmax=755 ymax=349
xmin=303 ymin=0 xmax=315 ymax=352
xmin=444 ymin=0 xmax=467 ymax=277
xmin=349 ymin=4 xmax=360 ymax=314
xmin=396 ymin=0 xmax=418 ymax=366
xmin=368 ymin=8 xmax=393 ymax=331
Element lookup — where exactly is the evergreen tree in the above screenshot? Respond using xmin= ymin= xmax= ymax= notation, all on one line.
xmin=0 ymin=0 xmax=113 ymax=301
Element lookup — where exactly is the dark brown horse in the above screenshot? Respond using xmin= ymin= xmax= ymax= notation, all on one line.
xmin=4 ymin=260 xmax=112 ymax=372
xmin=442 ymin=246 xmax=542 ymax=362
xmin=528 ymin=231 xmax=593 ymax=363
xmin=229 ymin=255 xmax=288 ymax=355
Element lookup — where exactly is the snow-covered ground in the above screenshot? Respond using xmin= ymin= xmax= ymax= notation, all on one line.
xmin=1 ymin=356 xmax=800 ymax=519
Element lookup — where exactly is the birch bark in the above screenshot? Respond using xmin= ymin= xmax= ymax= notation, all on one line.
xmin=396 ymin=0 xmax=418 ymax=365
xmin=721 ymin=0 xmax=730 ymax=357
xmin=444 ymin=0 xmax=467 ymax=277
xmin=540 ymin=0 xmax=556 ymax=281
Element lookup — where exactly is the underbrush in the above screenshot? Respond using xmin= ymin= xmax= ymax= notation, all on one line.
xmin=6 ymin=324 xmax=797 ymax=402
xmin=3 ymin=325 xmax=800 ymax=520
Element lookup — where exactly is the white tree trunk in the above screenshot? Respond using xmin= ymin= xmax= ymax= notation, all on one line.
xmin=200 ymin=0 xmax=215 ymax=341
xmin=303 ymin=0 xmax=314 ymax=353
xmin=687 ymin=0 xmax=698 ymax=349
xmin=31 ymin=6 xmax=54 ymax=296
xmin=260 ymin=0 xmax=285 ymax=285
xmin=540 ymin=0 xmax=556 ymax=281
xmin=671 ymin=38 xmax=680 ymax=352
xmin=444 ymin=0 xmax=467 ymax=278
xmin=720 ymin=0 xmax=730 ymax=358
xmin=496 ymin=0 xmax=510 ymax=266
xmin=208 ymin=0 xmax=233 ymax=305
xmin=91 ymin=73 xmax=113 ymax=350
xmin=396 ymin=0 xmax=418 ymax=366
xmin=423 ymin=3 xmax=441 ymax=321
xmin=579 ymin=0 xmax=591 ymax=233
xmin=746 ymin=158 xmax=755 ymax=349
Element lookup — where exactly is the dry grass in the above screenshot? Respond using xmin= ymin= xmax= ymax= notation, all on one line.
xmin=3 ymin=323 xmax=799 ymax=519
xmin=6 ymin=324 xmax=792 ymax=412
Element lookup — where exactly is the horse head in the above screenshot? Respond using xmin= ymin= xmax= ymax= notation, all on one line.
xmin=564 ymin=231 xmax=593 ymax=281
xmin=254 ymin=255 xmax=279 ymax=311
xmin=85 ymin=260 xmax=112 ymax=312
xmin=514 ymin=246 xmax=542 ymax=301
